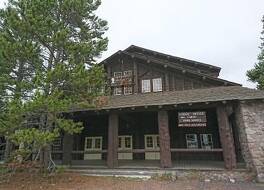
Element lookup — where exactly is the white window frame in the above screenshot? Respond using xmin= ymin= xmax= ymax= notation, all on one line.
xmin=114 ymin=72 xmax=123 ymax=78
xmin=123 ymin=70 xmax=132 ymax=77
xmin=186 ymin=134 xmax=198 ymax=149
xmin=124 ymin=86 xmax=132 ymax=95
xmin=84 ymin=137 xmax=103 ymax=151
xmin=142 ymin=79 xmax=151 ymax=93
xmin=200 ymin=134 xmax=213 ymax=149
xmin=118 ymin=135 xmax=133 ymax=150
xmin=152 ymin=78 xmax=162 ymax=92
xmin=114 ymin=87 xmax=122 ymax=95
xmin=144 ymin=135 xmax=160 ymax=150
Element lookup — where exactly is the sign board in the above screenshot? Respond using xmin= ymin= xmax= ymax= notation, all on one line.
xmin=178 ymin=111 xmax=207 ymax=127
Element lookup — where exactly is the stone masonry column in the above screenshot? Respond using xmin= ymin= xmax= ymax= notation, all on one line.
xmin=62 ymin=134 xmax=73 ymax=165
xmin=216 ymin=105 xmax=237 ymax=170
xmin=158 ymin=110 xmax=172 ymax=168
xmin=107 ymin=113 xmax=119 ymax=168
xmin=235 ymin=101 xmax=264 ymax=183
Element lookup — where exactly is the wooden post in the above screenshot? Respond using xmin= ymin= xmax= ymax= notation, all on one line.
xmin=216 ymin=105 xmax=237 ymax=170
xmin=62 ymin=134 xmax=73 ymax=165
xmin=165 ymin=73 xmax=170 ymax=91
xmin=107 ymin=113 xmax=119 ymax=168
xmin=133 ymin=61 xmax=138 ymax=94
xmin=158 ymin=110 xmax=172 ymax=168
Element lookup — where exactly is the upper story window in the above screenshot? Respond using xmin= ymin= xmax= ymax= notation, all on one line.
xmin=142 ymin=79 xmax=151 ymax=93
xmin=124 ymin=86 xmax=132 ymax=95
xmin=114 ymin=72 xmax=122 ymax=80
xmin=114 ymin=87 xmax=122 ymax=95
xmin=123 ymin=70 xmax=132 ymax=77
xmin=152 ymin=78 xmax=162 ymax=92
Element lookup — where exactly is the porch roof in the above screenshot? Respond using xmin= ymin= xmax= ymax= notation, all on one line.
xmin=97 ymin=86 xmax=264 ymax=110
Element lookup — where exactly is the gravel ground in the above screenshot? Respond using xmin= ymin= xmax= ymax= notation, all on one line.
xmin=0 ymin=173 xmax=263 ymax=190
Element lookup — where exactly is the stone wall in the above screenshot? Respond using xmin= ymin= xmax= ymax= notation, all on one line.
xmin=235 ymin=100 xmax=264 ymax=182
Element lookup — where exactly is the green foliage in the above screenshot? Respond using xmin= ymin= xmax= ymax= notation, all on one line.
xmin=247 ymin=16 xmax=264 ymax=90
xmin=0 ymin=0 xmax=108 ymax=165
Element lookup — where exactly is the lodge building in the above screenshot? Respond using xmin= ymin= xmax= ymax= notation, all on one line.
xmin=51 ymin=45 xmax=264 ymax=182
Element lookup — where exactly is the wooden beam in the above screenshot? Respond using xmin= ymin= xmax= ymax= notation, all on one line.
xmin=158 ymin=111 xmax=172 ymax=168
xmin=107 ymin=113 xmax=119 ymax=168
xmin=216 ymin=105 xmax=237 ymax=170
xmin=133 ymin=61 xmax=138 ymax=93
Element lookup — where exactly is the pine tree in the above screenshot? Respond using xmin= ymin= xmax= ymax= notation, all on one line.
xmin=247 ymin=16 xmax=264 ymax=90
xmin=0 ymin=0 xmax=108 ymax=169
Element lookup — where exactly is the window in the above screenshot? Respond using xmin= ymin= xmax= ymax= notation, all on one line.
xmin=124 ymin=86 xmax=132 ymax=95
xmin=146 ymin=136 xmax=154 ymax=148
xmin=142 ymin=79 xmax=151 ymax=93
xmin=123 ymin=70 xmax=132 ymax=77
xmin=186 ymin=134 xmax=198 ymax=149
xmin=118 ymin=136 xmax=132 ymax=150
xmin=85 ymin=137 xmax=102 ymax=151
xmin=153 ymin=78 xmax=162 ymax=92
xmin=125 ymin=137 xmax=132 ymax=149
xmin=114 ymin=87 xmax=122 ymax=95
xmin=200 ymin=134 xmax=213 ymax=149
xmin=118 ymin=137 xmax=122 ymax=148
xmin=114 ymin=72 xmax=122 ymax=78
xmin=85 ymin=138 xmax=93 ymax=149
xmin=145 ymin=135 xmax=159 ymax=149
xmin=94 ymin=138 xmax=102 ymax=149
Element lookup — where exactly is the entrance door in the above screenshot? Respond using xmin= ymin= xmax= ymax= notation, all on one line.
xmin=84 ymin=137 xmax=103 ymax=160
xmin=144 ymin=135 xmax=160 ymax=160
xmin=118 ymin=136 xmax=133 ymax=160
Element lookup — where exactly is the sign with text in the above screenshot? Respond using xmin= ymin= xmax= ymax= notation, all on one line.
xmin=178 ymin=111 xmax=207 ymax=127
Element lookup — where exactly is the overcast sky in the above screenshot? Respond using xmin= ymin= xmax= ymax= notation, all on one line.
xmin=1 ymin=0 xmax=264 ymax=88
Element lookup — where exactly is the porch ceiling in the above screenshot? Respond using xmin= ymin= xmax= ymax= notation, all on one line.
xmin=70 ymin=86 xmax=264 ymax=112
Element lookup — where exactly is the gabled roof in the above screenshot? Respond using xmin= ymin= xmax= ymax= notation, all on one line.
xmin=101 ymin=49 xmax=240 ymax=86
xmin=125 ymin=45 xmax=221 ymax=73
xmin=101 ymin=86 xmax=264 ymax=110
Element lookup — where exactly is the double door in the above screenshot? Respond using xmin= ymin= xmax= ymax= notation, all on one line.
xmin=84 ymin=136 xmax=103 ymax=160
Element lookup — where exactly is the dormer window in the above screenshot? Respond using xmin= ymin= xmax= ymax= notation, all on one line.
xmin=153 ymin=78 xmax=162 ymax=92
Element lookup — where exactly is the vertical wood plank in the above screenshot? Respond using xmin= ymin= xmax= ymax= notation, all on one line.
xmin=216 ymin=105 xmax=237 ymax=170
xmin=107 ymin=113 xmax=119 ymax=168
xmin=158 ymin=110 xmax=172 ymax=168
xmin=165 ymin=73 xmax=170 ymax=91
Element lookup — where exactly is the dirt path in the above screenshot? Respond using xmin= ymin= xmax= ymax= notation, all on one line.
xmin=0 ymin=172 xmax=263 ymax=190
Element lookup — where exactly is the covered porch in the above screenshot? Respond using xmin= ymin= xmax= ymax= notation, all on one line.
xmin=52 ymin=100 xmax=243 ymax=170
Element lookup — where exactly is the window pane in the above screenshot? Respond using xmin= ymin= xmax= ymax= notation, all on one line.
xmin=114 ymin=87 xmax=122 ymax=95
xmin=94 ymin=138 xmax=101 ymax=149
xmin=186 ymin=134 xmax=198 ymax=149
xmin=142 ymin=80 xmax=151 ymax=93
xmin=153 ymin=78 xmax=162 ymax=92
xmin=114 ymin=72 xmax=122 ymax=78
xmin=86 ymin=139 xmax=92 ymax=149
xmin=123 ymin=70 xmax=132 ymax=77
xmin=124 ymin=86 xmax=132 ymax=95
xmin=118 ymin=137 xmax=122 ymax=148
xmin=125 ymin=137 xmax=131 ymax=148
xmin=146 ymin=136 xmax=153 ymax=148
xmin=200 ymin=134 xmax=213 ymax=149
xmin=156 ymin=136 xmax=160 ymax=148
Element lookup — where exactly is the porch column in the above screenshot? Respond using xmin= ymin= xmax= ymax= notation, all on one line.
xmin=62 ymin=133 xmax=73 ymax=165
xmin=216 ymin=105 xmax=237 ymax=170
xmin=107 ymin=113 xmax=119 ymax=168
xmin=158 ymin=110 xmax=172 ymax=168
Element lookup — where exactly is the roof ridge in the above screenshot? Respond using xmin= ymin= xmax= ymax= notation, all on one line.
xmin=125 ymin=45 xmax=221 ymax=71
